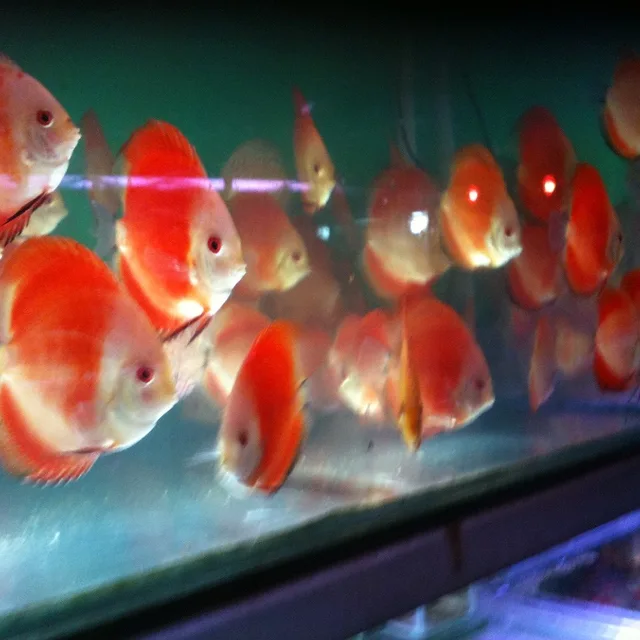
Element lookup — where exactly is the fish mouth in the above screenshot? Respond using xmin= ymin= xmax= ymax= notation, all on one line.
xmin=28 ymin=128 xmax=76 ymax=166
xmin=487 ymin=221 xmax=522 ymax=267
xmin=106 ymin=396 xmax=177 ymax=449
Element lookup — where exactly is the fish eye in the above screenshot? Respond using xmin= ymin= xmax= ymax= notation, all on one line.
xmin=467 ymin=185 xmax=479 ymax=203
xmin=36 ymin=110 xmax=54 ymax=127
xmin=504 ymin=225 xmax=514 ymax=238
xmin=291 ymin=250 xmax=301 ymax=263
xmin=313 ymin=162 xmax=321 ymax=175
xmin=542 ymin=174 xmax=557 ymax=195
xmin=207 ymin=235 xmax=222 ymax=254
xmin=136 ymin=365 xmax=155 ymax=385
xmin=237 ymin=430 xmax=248 ymax=447
xmin=474 ymin=378 xmax=486 ymax=391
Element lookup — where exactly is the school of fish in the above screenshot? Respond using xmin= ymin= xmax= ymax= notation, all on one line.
xmin=0 ymin=51 xmax=636 ymax=494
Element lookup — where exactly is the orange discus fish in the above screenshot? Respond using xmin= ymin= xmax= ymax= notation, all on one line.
xmin=0 ymin=55 xmax=80 ymax=246
xmin=439 ymin=144 xmax=522 ymax=270
xmin=203 ymin=301 xmax=272 ymax=407
xmin=603 ymin=53 xmax=640 ymax=159
xmin=0 ymin=237 xmax=177 ymax=484
xmin=564 ymin=163 xmax=623 ymax=296
xmin=217 ymin=320 xmax=307 ymax=494
xmin=594 ymin=286 xmax=640 ymax=391
xmin=115 ymin=120 xmax=246 ymax=342
xmin=227 ymin=192 xmax=310 ymax=299
xmin=507 ymin=221 xmax=564 ymax=310
xmin=364 ymin=146 xmax=450 ymax=301
xmin=516 ymin=106 xmax=576 ymax=223
xmin=293 ymin=87 xmax=336 ymax=214
xmin=328 ymin=309 xmax=399 ymax=423
xmin=387 ymin=295 xmax=494 ymax=438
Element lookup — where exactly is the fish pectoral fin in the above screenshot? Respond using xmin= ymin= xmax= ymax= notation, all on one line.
xmin=161 ymin=312 xmax=212 ymax=346
xmin=0 ymin=385 xmax=98 ymax=485
xmin=296 ymin=377 xmax=311 ymax=407
xmin=0 ymin=191 xmax=51 ymax=247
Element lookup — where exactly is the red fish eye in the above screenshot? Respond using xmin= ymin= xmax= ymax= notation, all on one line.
xmin=136 ymin=366 xmax=154 ymax=384
xmin=313 ymin=163 xmax=321 ymax=175
xmin=207 ymin=235 xmax=222 ymax=253
xmin=292 ymin=250 xmax=301 ymax=263
xmin=467 ymin=185 xmax=479 ymax=203
xmin=36 ymin=110 xmax=53 ymax=127
xmin=475 ymin=378 xmax=486 ymax=391
xmin=542 ymin=174 xmax=556 ymax=195
xmin=238 ymin=430 xmax=248 ymax=447
xmin=504 ymin=226 xmax=514 ymax=238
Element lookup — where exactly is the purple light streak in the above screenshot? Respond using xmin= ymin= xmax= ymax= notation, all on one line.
xmin=59 ymin=175 xmax=309 ymax=193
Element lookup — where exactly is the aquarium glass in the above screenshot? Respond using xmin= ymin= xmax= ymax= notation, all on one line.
xmin=0 ymin=12 xmax=639 ymax=639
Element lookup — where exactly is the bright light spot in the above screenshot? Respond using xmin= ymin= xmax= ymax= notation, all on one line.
xmin=316 ymin=225 xmax=330 ymax=241
xmin=467 ymin=186 xmax=479 ymax=203
xmin=542 ymin=174 xmax=556 ymax=195
xmin=409 ymin=210 xmax=428 ymax=235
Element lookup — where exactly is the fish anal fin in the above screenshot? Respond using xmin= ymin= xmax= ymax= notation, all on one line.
xmin=0 ymin=191 xmax=50 ymax=248
xmin=528 ymin=315 xmax=557 ymax=411
xmin=161 ymin=312 xmax=212 ymax=346
xmin=256 ymin=410 xmax=304 ymax=494
xmin=0 ymin=385 xmax=97 ymax=485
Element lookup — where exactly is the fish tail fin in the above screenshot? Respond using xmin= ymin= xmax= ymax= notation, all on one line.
xmin=292 ymin=86 xmax=311 ymax=117
xmin=528 ymin=314 xmax=558 ymax=411
xmin=0 ymin=386 xmax=97 ymax=484
xmin=397 ymin=301 xmax=422 ymax=452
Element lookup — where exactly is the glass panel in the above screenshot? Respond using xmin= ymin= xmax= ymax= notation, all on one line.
xmin=0 ymin=14 xmax=638 ymax=636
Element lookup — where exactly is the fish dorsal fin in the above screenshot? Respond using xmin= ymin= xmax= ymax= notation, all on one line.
xmin=3 ymin=236 xmax=114 ymax=290
xmin=618 ymin=47 xmax=638 ymax=63
xmin=454 ymin=143 xmax=498 ymax=171
xmin=292 ymin=86 xmax=312 ymax=117
xmin=389 ymin=140 xmax=411 ymax=168
xmin=0 ymin=54 xmax=21 ymax=73
xmin=120 ymin=120 xmax=206 ymax=178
